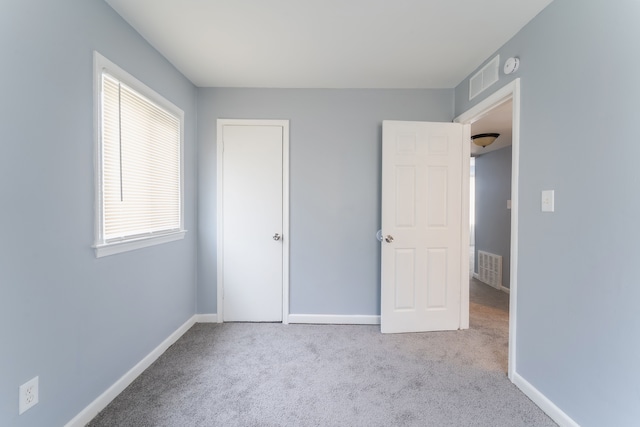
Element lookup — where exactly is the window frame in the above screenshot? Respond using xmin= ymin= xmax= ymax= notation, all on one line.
xmin=93 ymin=51 xmax=186 ymax=258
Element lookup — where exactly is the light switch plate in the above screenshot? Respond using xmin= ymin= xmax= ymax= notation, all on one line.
xmin=541 ymin=190 xmax=554 ymax=212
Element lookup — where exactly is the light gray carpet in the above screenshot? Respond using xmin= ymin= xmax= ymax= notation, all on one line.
xmin=89 ymin=282 xmax=555 ymax=426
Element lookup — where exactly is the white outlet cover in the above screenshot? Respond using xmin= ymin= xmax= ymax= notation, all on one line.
xmin=541 ymin=190 xmax=555 ymax=212
xmin=19 ymin=376 xmax=39 ymax=415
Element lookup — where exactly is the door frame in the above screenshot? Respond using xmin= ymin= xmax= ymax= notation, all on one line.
xmin=216 ymin=119 xmax=290 ymax=324
xmin=454 ymin=79 xmax=520 ymax=380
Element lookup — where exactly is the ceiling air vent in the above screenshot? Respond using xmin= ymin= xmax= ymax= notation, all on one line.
xmin=469 ymin=55 xmax=500 ymax=100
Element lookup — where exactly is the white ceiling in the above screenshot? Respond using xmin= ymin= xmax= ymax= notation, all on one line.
xmin=105 ymin=0 xmax=553 ymax=88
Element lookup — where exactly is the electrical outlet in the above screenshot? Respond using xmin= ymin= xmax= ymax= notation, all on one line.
xmin=19 ymin=376 xmax=39 ymax=414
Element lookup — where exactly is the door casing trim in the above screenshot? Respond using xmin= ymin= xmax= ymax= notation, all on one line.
xmin=216 ymin=119 xmax=290 ymax=324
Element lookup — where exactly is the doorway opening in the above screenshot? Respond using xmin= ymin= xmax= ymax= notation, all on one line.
xmin=455 ymin=79 xmax=520 ymax=380
xmin=469 ymin=100 xmax=513 ymax=373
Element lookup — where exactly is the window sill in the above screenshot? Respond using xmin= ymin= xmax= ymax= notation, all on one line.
xmin=94 ymin=230 xmax=187 ymax=258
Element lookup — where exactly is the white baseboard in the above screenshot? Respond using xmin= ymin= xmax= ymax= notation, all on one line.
xmin=194 ymin=313 xmax=218 ymax=323
xmin=288 ymin=314 xmax=380 ymax=325
xmin=64 ymin=315 xmax=197 ymax=427
xmin=64 ymin=313 xmax=577 ymax=427
xmin=512 ymin=372 xmax=579 ymax=427
xmin=473 ymin=274 xmax=508 ymax=293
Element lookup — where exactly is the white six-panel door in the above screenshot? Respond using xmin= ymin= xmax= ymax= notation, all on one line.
xmin=219 ymin=121 xmax=287 ymax=322
xmin=381 ymin=121 xmax=464 ymax=333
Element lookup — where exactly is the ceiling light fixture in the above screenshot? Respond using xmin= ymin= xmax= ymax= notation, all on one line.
xmin=471 ymin=133 xmax=500 ymax=147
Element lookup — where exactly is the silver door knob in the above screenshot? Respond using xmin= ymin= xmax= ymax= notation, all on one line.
xmin=385 ymin=235 xmax=394 ymax=243
xmin=273 ymin=233 xmax=281 ymax=241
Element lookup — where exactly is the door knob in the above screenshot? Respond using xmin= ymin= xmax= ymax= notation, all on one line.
xmin=385 ymin=235 xmax=394 ymax=243
xmin=273 ymin=233 xmax=281 ymax=241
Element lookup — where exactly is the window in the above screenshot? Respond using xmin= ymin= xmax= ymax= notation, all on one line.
xmin=94 ymin=52 xmax=185 ymax=257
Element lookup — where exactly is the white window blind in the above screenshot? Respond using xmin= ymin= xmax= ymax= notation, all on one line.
xmin=94 ymin=52 xmax=185 ymax=258
xmin=101 ymin=72 xmax=181 ymax=242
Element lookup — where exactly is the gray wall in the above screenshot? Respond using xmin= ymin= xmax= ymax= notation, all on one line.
xmin=475 ymin=147 xmax=512 ymax=288
xmin=0 ymin=1 xmax=198 ymax=426
xmin=197 ymin=89 xmax=453 ymax=315
xmin=456 ymin=0 xmax=640 ymax=424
